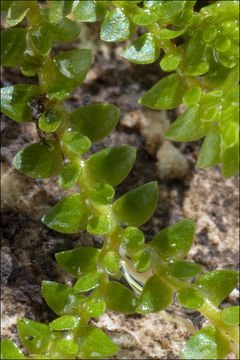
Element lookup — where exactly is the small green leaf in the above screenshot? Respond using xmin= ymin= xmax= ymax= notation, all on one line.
xmin=90 ymin=183 xmax=115 ymax=205
xmin=0 ymin=339 xmax=25 ymax=360
xmin=49 ymin=0 xmax=73 ymax=22
xmin=13 ymin=141 xmax=62 ymax=178
xmin=42 ymin=194 xmax=89 ymax=234
xmin=42 ymin=281 xmax=85 ymax=315
xmin=182 ymin=34 xmax=209 ymax=76
xmin=122 ymin=227 xmax=145 ymax=252
xmin=132 ymin=248 xmax=151 ymax=273
xmin=160 ymin=53 xmax=180 ymax=72
xmin=31 ymin=23 xmax=52 ymax=57
xmin=180 ymin=326 xmax=231 ymax=359
xmin=50 ymin=315 xmax=80 ymax=331
xmin=63 ymin=130 xmax=91 ymax=155
xmin=21 ymin=51 xmax=43 ymax=77
xmin=1 ymin=85 xmax=40 ymax=122
xmin=195 ymin=270 xmax=239 ymax=306
xmin=113 ymin=182 xmax=159 ymax=226
xmin=59 ymin=163 xmax=81 ymax=190
xmin=103 ymin=251 xmax=121 ymax=275
xmin=168 ymin=261 xmax=202 ymax=280
xmin=150 ymin=219 xmax=195 ymax=260
xmin=87 ymin=215 xmax=111 ymax=235
xmin=100 ymin=8 xmax=131 ymax=42
xmin=78 ymin=326 xmax=119 ymax=358
xmin=121 ymin=33 xmax=160 ymax=65
xmin=221 ymin=123 xmax=239 ymax=178
xmin=87 ymin=146 xmax=136 ymax=186
xmin=38 ymin=110 xmax=62 ymax=133
xmin=202 ymin=90 xmax=223 ymax=107
xmin=56 ymin=338 xmax=79 ymax=355
xmin=164 ymin=106 xmax=213 ymax=141
xmin=105 ymin=281 xmax=138 ymax=313
xmin=133 ymin=12 xmax=158 ymax=26
xmin=221 ymin=306 xmax=239 ymax=326
xmin=86 ymin=297 xmax=106 ymax=318
xmin=48 ymin=17 xmax=80 ymax=43
xmin=1 ymin=28 xmax=26 ymax=66
xmin=183 ymin=87 xmax=202 ymax=107
xmin=139 ymin=74 xmax=186 ymax=110
xmin=74 ymin=272 xmax=100 ymax=293
xmin=17 ymin=318 xmax=53 ymax=354
xmin=7 ymin=0 xmax=29 ymax=26
xmin=137 ymin=275 xmax=173 ymax=314
xmin=48 ymin=50 xmax=92 ymax=99
xmin=73 ymin=1 xmax=106 ymax=22
xmin=158 ymin=28 xmax=185 ymax=39
xmin=197 ymin=125 xmax=221 ymax=168
xmin=70 ymin=104 xmax=120 ymax=142
xmin=55 ymin=247 xmax=100 ymax=277
xmin=177 ymin=288 xmax=204 ymax=309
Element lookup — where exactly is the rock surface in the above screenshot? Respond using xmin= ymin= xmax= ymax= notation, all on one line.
xmin=1 ymin=23 xmax=239 ymax=359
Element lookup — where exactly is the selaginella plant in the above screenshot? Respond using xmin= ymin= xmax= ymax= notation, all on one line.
xmin=71 ymin=0 xmax=239 ymax=178
xmin=0 ymin=1 xmax=239 ymax=359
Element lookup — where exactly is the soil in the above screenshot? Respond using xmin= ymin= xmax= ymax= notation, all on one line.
xmin=1 ymin=23 xmax=239 ymax=359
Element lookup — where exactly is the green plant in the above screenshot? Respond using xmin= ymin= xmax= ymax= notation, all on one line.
xmin=0 ymin=1 xmax=239 ymax=359
xmin=71 ymin=0 xmax=239 ymax=178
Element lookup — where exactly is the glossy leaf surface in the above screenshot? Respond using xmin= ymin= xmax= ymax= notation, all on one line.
xmin=197 ymin=126 xmax=221 ymax=168
xmin=48 ymin=50 xmax=92 ymax=99
xmin=49 ymin=17 xmax=80 ymax=43
xmin=177 ymin=288 xmax=204 ymax=309
xmin=17 ymin=318 xmax=52 ymax=354
xmin=70 ymin=104 xmax=120 ymax=142
xmin=100 ymin=8 xmax=131 ymax=42
xmin=74 ymin=272 xmax=100 ymax=293
xmin=139 ymin=74 xmax=185 ymax=110
xmin=1 ymin=28 xmax=26 ymax=66
xmin=87 ymin=215 xmax=111 ymax=235
xmin=42 ymin=281 xmax=85 ymax=315
xmin=50 ymin=315 xmax=80 ymax=331
xmin=164 ymin=106 xmax=212 ymax=141
xmin=150 ymin=219 xmax=195 ymax=260
xmin=31 ymin=23 xmax=52 ymax=57
xmin=55 ymin=247 xmax=100 ymax=277
xmin=86 ymin=297 xmax=106 ymax=318
xmin=168 ymin=261 xmax=202 ymax=279
xmin=221 ymin=306 xmax=239 ymax=326
xmin=59 ymin=163 xmax=81 ymax=190
xmin=87 ymin=146 xmax=136 ymax=186
xmin=78 ymin=327 xmax=119 ymax=358
xmin=73 ymin=1 xmax=106 ymax=22
xmin=1 ymin=85 xmax=39 ymax=122
xmin=38 ymin=110 xmax=62 ymax=133
xmin=121 ymin=33 xmax=160 ymax=64
xmin=132 ymin=249 xmax=151 ymax=273
xmin=90 ymin=183 xmax=115 ymax=205
xmin=103 ymin=251 xmax=120 ymax=275
xmin=113 ymin=182 xmax=159 ymax=226
xmin=7 ymin=1 xmax=29 ymax=26
xmin=122 ymin=227 xmax=145 ymax=252
xmin=13 ymin=141 xmax=62 ymax=178
xmin=137 ymin=275 xmax=173 ymax=313
xmin=105 ymin=281 xmax=138 ymax=313
xmin=0 ymin=339 xmax=24 ymax=360
xmin=195 ymin=270 xmax=239 ymax=306
xmin=63 ymin=130 xmax=91 ymax=155
xmin=180 ymin=326 xmax=231 ymax=359
xmin=42 ymin=194 xmax=89 ymax=233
